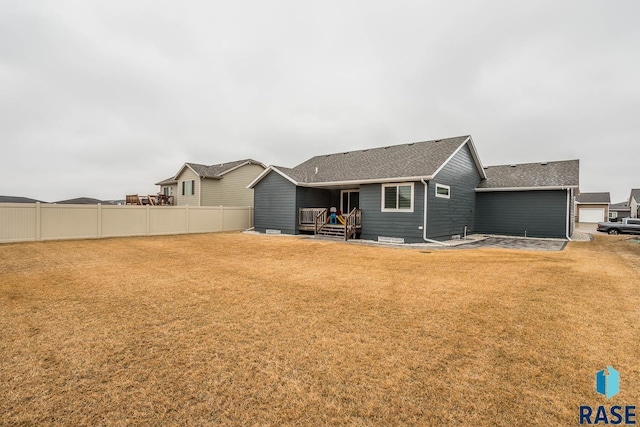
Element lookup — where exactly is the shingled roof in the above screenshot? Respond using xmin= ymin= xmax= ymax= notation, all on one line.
xmin=251 ymin=136 xmax=485 ymax=187
xmin=575 ymin=192 xmax=611 ymax=203
xmin=630 ymin=189 xmax=640 ymax=202
xmin=157 ymin=159 xmax=265 ymax=185
xmin=476 ymin=160 xmax=579 ymax=191
xmin=184 ymin=159 xmax=264 ymax=179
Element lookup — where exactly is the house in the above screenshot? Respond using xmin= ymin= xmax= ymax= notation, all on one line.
xmin=0 ymin=195 xmax=47 ymax=203
xmin=248 ymin=135 xmax=579 ymax=242
xmin=608 ymin=201 xmax=631 ymax=221
xmin=629 ymin=189 xmax=640 ymax=218
xmin=574 ymin=192 xmax=610 ymax=223
xmin=156 ymin=159 xmax=266 ymax=207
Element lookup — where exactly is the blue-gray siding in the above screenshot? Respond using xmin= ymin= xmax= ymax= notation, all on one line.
xmin=426 ymin=144 xmax=482 ymax=240
xmin=475 ymin=190 xmax=570 ymax=238
xmin=359 ymin=182 xmax=425 ymax=243
xmin=253 ymin=172 xmax=296 ymax=234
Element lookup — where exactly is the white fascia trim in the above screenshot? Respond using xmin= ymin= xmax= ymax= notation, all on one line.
xmin=302 ymin=175 xmax=433 ymax=188
xmin=475 ymin=185 xmax=580 ymax=192
xmin=431 ymin=136 xmax=487 ymax=181
xmin=246 ymin=166 xmax=299 ymax=189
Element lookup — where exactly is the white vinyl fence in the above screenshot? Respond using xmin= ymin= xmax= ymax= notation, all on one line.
xmin=0 ymin=203 xmax=254 ymax=244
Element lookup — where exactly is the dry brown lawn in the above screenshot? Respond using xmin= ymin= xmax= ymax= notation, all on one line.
xmin=1 ymin=233 xmax=639 ymax=426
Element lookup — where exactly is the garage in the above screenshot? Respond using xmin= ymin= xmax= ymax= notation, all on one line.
xmin=579 ymin=207 xmax=605 ymax=223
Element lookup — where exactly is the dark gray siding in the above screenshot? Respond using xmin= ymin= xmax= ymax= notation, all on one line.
xmin=253 ymin=172 xmax=297 ymax=234
xmin=427 ymin=144 xmax=483 ymax=240
xmin=475 ymin=190 xmax=570 ymax=238
xmin=295 ymin=188 xmax=339 ymax=233
xmin=359 ymin=182 xmax=424 ymax=243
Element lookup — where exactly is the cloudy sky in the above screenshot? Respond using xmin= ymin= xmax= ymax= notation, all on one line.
xmin=1 ymin=1 xmax=638 ymax=203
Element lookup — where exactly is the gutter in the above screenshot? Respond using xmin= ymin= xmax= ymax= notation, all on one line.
xmin=421 ymin=179 xmax=449 ymax=246
xmin=565 ymin=188 xmax=572 ymax=241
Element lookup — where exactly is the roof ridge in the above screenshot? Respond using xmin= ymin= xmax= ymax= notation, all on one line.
xmin=299 ymin=135 xmax=470 ymax=163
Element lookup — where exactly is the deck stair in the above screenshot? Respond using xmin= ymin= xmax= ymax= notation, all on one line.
xmin=316 ymin=224 xmax=347 ymax=238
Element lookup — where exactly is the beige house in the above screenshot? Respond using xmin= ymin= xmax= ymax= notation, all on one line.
xmin=156 ymin=159 xmax=266 ymax=207
xmin=574 ymin=192 xmax=610 ymax=223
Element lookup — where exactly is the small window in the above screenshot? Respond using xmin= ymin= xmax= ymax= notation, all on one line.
xmin=609 ymin=211 xmax=618 ymax=219
xmin=435 ymin=183 xmax=450 ymax=199
xmin=628 ymin=219 xmax=640 ymax=225
xmin=381 ymin=183 xmax=414 ymax=212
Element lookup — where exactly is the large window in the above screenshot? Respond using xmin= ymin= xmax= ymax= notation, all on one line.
xmin=182 ymin=180 xmax=195 ymax=196
xmin=381 ymin=183 xmax=414 ymax=212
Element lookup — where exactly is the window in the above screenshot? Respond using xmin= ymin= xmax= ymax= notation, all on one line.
xmin=609 ymin=211 xmax=618 ymax=219
xmin=435 ymin=183 xmax=450 ymax=199
xmin=381 ymin=183 xmax=414 ymax=212
xmin=182 ymin=180 xmax=195 ymax=196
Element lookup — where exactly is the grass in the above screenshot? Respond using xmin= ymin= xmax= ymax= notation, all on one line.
xmin=1 ymin=232 xmax=639 ymax=426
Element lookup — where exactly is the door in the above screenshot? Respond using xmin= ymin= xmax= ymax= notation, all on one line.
xmin=579 ymin=208 xmax=605 ymax=223
xmin=341 ymin=190 xmax=359 ymax=214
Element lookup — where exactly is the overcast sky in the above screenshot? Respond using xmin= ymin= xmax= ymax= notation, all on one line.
xmin=1 ymin=1 xmax=638 ymax=203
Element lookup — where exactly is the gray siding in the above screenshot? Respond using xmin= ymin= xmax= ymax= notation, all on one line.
xmin=295 ymin=187 xmax=339 ymax=233
xmin=476 ymin=190 xmax=569 ymax=238
xmin=427 ymin=144 xmax=482 ymax=240
xmin=253 ymin=172 xmax=297 ymax=234
xmin=359 ymin=183 xmax=424 ymax=243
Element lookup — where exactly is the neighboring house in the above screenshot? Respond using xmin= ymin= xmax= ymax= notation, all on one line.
xmin=248 ymin=135 xmax=579 ymax=242
xmin=630 ymin=189 xmax=640 ymax=218
xmin=574 ymin=192 xmax=610 ymax=223
xmin=55 ymin=197 xmax=104 ymax=205
xmin=156 ymin=159 xmax=266 ymax=207
xmin=0 ymin=195 xmax=47 ymax=203
xmin=609 ymin=201 xmax=631 ymax=220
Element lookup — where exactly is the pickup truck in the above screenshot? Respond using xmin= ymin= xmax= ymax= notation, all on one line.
xmin=596 ymin=217 xmax=640 ymax=235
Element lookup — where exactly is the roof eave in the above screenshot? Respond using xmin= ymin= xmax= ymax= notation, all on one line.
xmin=247 ymin=166 xmax=299 ymax=189
xmin=476 ymin=185 xmax=579 ymax=192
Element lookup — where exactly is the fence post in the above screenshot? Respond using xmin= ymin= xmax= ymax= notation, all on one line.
xmin=146 ymin=205 xmax=150 ymax=235
xmin=97 ymin=203 xmax=102 ymax=239
xmin=186 ymin=205 xmax=190 ymax=234
xmin=35 ymin=202 xmax=41 ymax=241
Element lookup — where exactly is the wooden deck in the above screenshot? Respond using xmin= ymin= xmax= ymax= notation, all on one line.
xmin=298 ymin=208 xmax=362 ymax=240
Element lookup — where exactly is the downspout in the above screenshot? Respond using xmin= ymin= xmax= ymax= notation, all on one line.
xmin=421 ymin=179 xmax=449 ymax=246
xmin=565 ymin=188 xmax=572 ymax=241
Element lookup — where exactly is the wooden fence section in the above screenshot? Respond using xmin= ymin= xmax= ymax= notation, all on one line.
xmin=0 ymin=203 xmax=254 ymax=243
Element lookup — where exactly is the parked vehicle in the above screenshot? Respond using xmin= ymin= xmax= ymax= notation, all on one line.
xmin=596 ymin=217 xmax=640 ymax=235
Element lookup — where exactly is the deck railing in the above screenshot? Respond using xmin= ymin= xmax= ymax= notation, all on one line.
xmin=344 ymin=208 xmax=361 ymax=240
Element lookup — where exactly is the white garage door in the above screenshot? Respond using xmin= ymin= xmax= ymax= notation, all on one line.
xmin=579 ymin=208 xmax=605 ymax=223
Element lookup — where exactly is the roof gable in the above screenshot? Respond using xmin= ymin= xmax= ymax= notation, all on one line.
xmin=476 ymin=160 xmax=579 ymax=191
xmin=630 ymin=189 xmax=640 ymax=202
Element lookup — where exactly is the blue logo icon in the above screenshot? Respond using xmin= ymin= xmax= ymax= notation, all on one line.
xmin=596 ymin=366 xmax=620 ymax=399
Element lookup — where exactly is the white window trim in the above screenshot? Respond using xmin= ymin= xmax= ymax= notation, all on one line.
xmin=435 ymin=183 xmax=450 ymax=199
xmin=381 ymin=182 xmax=414 ymax=213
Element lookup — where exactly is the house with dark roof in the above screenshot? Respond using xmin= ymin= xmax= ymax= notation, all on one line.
xmin=573 ymin=192 xmax=611 ymax=223
xmin=629 ymin=189 xmax=640 ymax=218
xmin=156 ymin=159 xmax=266 ymax=207
xmin=248 ymin=136 xmax=580 ymax=242
xmin=609 ymin=201 xmax=631 ymax=221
